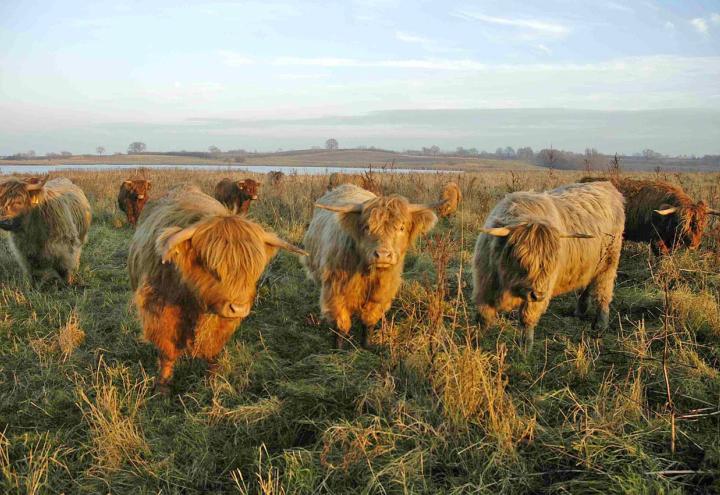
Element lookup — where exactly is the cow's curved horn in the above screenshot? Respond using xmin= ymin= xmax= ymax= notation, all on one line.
xmin=263 ymin=232 xmax=308 ymax=256
xmin=123 ymin=180 xmax=133 ymax=185
xmin=654 ymin=207 xmax=678 ymax=216
xmin=315 ymin=203 xmax=364 ymax=213
xmin=479 ymin=226 xmax=512 ymax=237
xmin=160 ymin=225 xmax=199 ymax=264
xmin=560 ymin=232 xmax=595 ymax=239
xmin=708 ymin=208 xmax=720 ymax=216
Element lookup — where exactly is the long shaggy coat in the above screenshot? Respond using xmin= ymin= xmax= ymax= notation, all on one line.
xmin=472 ymin=181 xmax=625 ymax=351
xmin=302 ymin=184 xmax=438 ymax=348
xmin=118 ymin=178 xmax=151 ymax=226
xmin=0 ymin=177 xmax=91 ymax=284
xmin=128 ymin=185 xmax=305 ymax=390
xmin=581 ymin=177 xmax=718 ymax=254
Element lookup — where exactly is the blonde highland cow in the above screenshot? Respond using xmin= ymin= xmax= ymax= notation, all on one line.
xmin=472 ymin=181 xmax=625 ymax=352
xmin=303 ymin=184 xmax=440 ymax=349
xmin=0 ymin=176 xmax=91 ymax=285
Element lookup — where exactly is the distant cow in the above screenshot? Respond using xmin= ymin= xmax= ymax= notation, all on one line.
xmin=268 ymin=171 xmax=285 ymax=186
xmin=0 ymin=176 xmax=91 ymax=285
xmin=118 ymin=178 xmax=151 ymax=226
xmin=472 ymin=182 xmax=624 ymax=352
xmin=303 ymin=184 xmax=440 ymax=348
xmin=214 ymin=178 xmax=260 ymax=214
xmin=581 ymin=177 xmax=719 ymax=255
xmin=438 ymin=182 xmax=462 ymax=217
xmin=128 ymin=185 xmax=306 ymax=391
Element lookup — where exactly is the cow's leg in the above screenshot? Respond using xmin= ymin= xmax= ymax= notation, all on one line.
xmin=575 ymin=286 xmax=592 ymax=318
xmin=359 ymin=302 xmax=386 ymax=349
xmin=331 ymin=308 xmax=352 ymax=349
xmin=592 ymin=244 xmax=621 ymax=333
xmin=519 ymin=299 xmax=550 ymax=354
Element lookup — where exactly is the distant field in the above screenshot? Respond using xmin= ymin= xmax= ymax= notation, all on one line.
xmin=2 ymin=168 xmax=720 ymax=493
xmin=2 ymin=149 xmax=540 ymax=171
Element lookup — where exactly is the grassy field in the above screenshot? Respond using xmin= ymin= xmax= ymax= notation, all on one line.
xmin=1 ymin=168 xmax=719 ymax=494
xmin=2 ymin=150 xmax=538 ymax=172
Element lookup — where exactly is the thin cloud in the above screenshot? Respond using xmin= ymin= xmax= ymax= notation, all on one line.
xmin=711 ymin=13 xmax=720 ymax=24
xmin=395 ymin=31 xmax=432 ymax=44
xmin=691 ymin=17 xmax=709 ymax=34
xmin=605 ymin=2 xmax=633 ymax=13
xmin=219 ymin=50 xmax=255 ymax=66
xmin=536 ymin=44 xmax=552 ymax=55
xmin=664 ymin=21 xmax=675 ymax=30
xmin=453 ymin=10 xmax=569 ymax=37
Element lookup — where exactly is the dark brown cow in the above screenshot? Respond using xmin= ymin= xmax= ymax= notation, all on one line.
xmin=128 ymin=185 xmax=306 ymax=392
xmin=118 ymin=178 xmax=151 ymax=226
xmin=581 ymin=177 xmax=719 ymax=255
xmin=214 ymin=178 xmax=260 ymax=214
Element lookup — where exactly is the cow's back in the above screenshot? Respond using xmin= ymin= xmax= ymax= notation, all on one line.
xmin=41 ymin=178 xmax=92 ymax=243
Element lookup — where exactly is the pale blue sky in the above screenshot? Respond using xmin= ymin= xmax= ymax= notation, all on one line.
xmin=1 ymin=0 xmax=719 ymax=154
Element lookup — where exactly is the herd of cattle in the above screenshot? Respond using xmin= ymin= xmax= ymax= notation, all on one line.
xmin=0 ymin=173 xmax=717 ymax=392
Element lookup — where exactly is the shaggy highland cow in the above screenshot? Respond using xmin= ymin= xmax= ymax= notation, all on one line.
xmin=268 ymin=171 xmax=285 ymax=186
xmin=472 ymin=181 xmax=625 ymax=352
xmin=303 ymin=184 xmax=440 ymax=348
xmin=213 ymin=178 xmax=260 ymax=214
xmin=0 ymin=176 xmax=91 ymax=285
xmin=128 ymin=185 xmax=306 ymax=391
xmin=438 ymin=181 xmax=462 ymax=217
xmin=118 ymin=178 xmax=151 ymax=226
xmin=581 ymin=177 xmax=719 ymax=255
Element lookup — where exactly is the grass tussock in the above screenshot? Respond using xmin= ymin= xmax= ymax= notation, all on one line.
xmin=74 ymin=358 xmax=151 ymax=476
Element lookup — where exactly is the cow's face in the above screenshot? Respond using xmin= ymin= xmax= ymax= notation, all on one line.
xmin=158 ymin=216 xmax=306 ymax=319
xmin=123 ymin=179 xmax=151 ymax=201
xmin=482 ymin=222 xmax=593 ymax=303
xmin=318 ymin=195 xmax=438 ymax=270
xmin=0 ymin=177 xmax=47 ymax=231
xmin=238 ymin=179 xmax=260 ymax=201
xmin=654 ymin=202 xmax=718 ymax=250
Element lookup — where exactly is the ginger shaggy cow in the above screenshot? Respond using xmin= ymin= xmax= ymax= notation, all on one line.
xmin=438 ymin=181 xmax=462 ymax=218
xmin=213 ymin=178 xmax=260 ymax=214
xmin=472 ymin=181 xmax=625 ymax=352
xmin=118 ymin=178 xmax=151 ymax=226
xmin=0 ymin=176 xmax=91 ymax=285
xmin=128 ymin=185 xmax=306 ymax=391
xmin=581 ymin=177 xmax=719 ymax=255
xmin=302 ymin=184 xmax=440 ymax=349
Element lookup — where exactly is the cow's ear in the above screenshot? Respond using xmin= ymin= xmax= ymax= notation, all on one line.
xmin=24 ymin=176 xmax=47 ymax=191
xmin=24 ymin=176 xmax=48 ymax=204
xmin=409 ymin=207 xmax=438 ymax=242
xmin=123 ymin=180 xmax=132 ymax=186
xmin=156 ymin=225 xmax=198 ymax=265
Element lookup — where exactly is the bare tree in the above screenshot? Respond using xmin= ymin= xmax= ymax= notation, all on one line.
xmin=325 ymin=138 xmax=339 ymax=151
xmin=96 ymin=146 xmax=105 ymax=155
xmin=128 ymin=142 xmax=147 ymax=154
xmin=208 ymin=145 xmax=221 ymax=154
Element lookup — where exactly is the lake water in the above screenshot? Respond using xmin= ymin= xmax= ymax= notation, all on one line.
xmin=0 ymin=164 xmax=460 ymax=175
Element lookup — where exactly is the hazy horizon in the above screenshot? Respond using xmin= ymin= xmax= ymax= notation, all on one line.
xmin=2 ymin=0 xmax=719 ymax=155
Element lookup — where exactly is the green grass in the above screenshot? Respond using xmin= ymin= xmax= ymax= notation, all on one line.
xmin=1 ymin=169 xmax=719 ymax=493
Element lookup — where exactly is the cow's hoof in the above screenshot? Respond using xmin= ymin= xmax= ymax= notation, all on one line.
xmin=154 ymin=382 xmax=171 ymax=396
